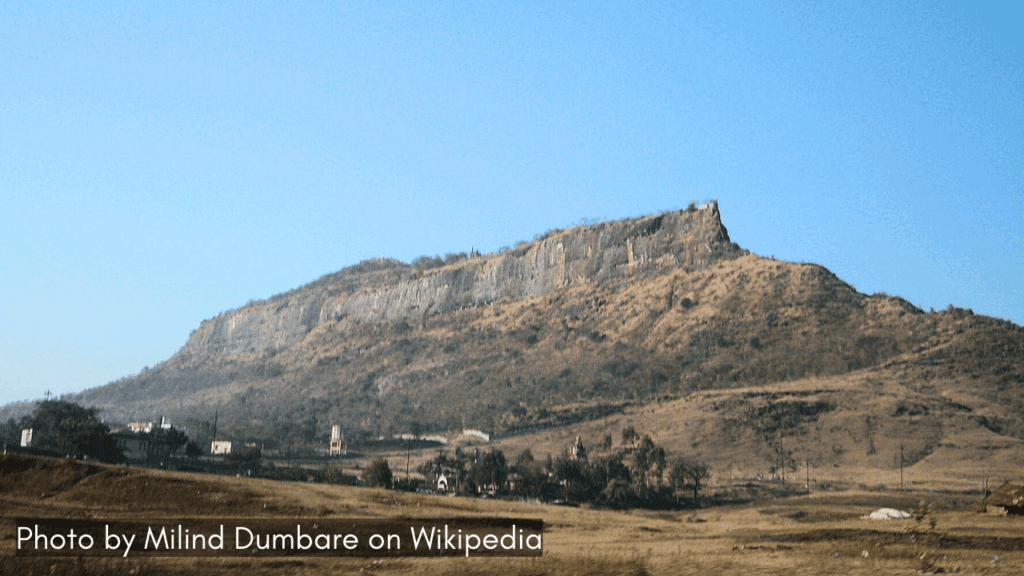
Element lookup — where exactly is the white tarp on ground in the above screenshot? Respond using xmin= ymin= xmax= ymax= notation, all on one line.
xmin=866 ymin=508 xmax=912 ymax=520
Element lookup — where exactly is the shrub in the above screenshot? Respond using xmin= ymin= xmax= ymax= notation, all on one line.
xmin=363 ymin=458 xmax=393 ymax=488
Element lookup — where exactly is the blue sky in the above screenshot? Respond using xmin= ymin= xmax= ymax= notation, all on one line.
xmin=1 ymin=2 xmax=1021 ymax=406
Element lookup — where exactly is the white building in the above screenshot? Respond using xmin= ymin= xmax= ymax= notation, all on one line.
xmin=211 ymin=440 xmax=234 ymax=455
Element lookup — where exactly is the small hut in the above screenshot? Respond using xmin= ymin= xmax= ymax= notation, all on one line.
xmin=981 ymin=481 xmax=1024 ymax=515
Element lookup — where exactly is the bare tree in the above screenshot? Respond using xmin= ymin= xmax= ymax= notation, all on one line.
xmin=669 ymin=458 xmax=710 ymax=504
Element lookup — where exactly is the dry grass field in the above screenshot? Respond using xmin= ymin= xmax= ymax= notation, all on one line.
xmin=3 ymin=453 xmax=1024 ymax=575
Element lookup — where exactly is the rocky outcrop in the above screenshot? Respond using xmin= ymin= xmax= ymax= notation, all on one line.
xmin=182 ymin=202 xmax=737 ymax=356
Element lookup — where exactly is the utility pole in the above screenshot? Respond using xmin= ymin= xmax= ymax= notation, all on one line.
xmin=779 ymin=432 xmax=786 ymax=483
xmin=805 ymin=459 xmax=810 ymax=495
xmin=900 ymin=444 xmax=905 ymax=491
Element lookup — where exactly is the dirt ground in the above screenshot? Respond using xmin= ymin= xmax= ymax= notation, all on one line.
xmin=3 ymin=453 xmax=1023 ymax=575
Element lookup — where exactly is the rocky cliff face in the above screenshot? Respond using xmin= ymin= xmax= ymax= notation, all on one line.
xmin=8 ymin=199 xmax=1021 ymax=469
xmin=182 ymin=202 xmax=737 ymax=357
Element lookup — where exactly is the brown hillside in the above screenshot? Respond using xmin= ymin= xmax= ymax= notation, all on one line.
xmin=3 ymin=204 xmax=1021 ymax=478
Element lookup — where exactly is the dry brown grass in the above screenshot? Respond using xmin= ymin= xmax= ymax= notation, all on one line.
xmin=6 ymin=453 xmax=1024 ymax=575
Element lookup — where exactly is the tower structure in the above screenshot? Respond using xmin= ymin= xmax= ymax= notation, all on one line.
xmin=330 ymin=425 xmax=344 ymax=455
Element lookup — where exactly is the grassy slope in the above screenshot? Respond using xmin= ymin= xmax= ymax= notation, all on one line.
xmin=486 ymin=371 xmax=1024 ymax=493
xmin=61 ymin=253 xmax=1022 ymax=441
xmin=3 ymin=453 xmax=1024 ymax=575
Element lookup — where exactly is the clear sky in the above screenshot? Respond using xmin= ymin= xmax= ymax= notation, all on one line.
xmin=1 ymin=2 xmax=1021 ymax=407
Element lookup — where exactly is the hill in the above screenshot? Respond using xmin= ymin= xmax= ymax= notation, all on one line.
xmin=2 ymin=202 xmax=1022 ymax=481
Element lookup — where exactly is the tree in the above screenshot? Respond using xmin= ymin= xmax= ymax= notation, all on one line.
xmin=444 ymin=252 xmax=468 ymax=265
xmin=301 ymin=417 xmax=318 ymax=443
xmin=225 ymin=445 xmax=262 ymax=475
xmin=418 ymin=449 xmax=455 ymax=481
xmin=164 ymin=427 xmax=189 ymax=455
xmin=514 ymin=448 xmax=535 ymax=470
xmin=412 ymin=255 xmax=444 ymax=269
xmin=19 ymin=400 xmax=122 ymax=463
xmin=512 ymin=449 xmax=545 ymax=498
xmin=364 ymin=458 xmax=393 ymax=488
xmin=601 ymin=478 xmax=635 ymax=508
xmin=184 ymin=440 xmax=203 ymax=459
xmin=632 ymin=435 xmax=666 ymax=489
xmin=470 ymin=449 xmax=508 ymax=493
xmin=621 ymin=426 xmax=638 ymax=448
xmin=1 ymin=417 xmax=19 ymax=445
xmin=552 ymin=452 xmax=586 ymax=501
xmin=669 ymin=458 xmax=710 ymax=504
xmin=589 ymin=453 xmax=632 ymax=489
xmin=143 ymin=426 xmax=190 ymax=462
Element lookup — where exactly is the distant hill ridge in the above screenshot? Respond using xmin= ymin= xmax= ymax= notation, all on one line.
xmin=183 ymin=201 xmax=737 ymax=357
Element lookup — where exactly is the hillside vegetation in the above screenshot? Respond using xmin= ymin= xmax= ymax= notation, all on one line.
xmin=2 ymin=203 xmax=1021 ymax=482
